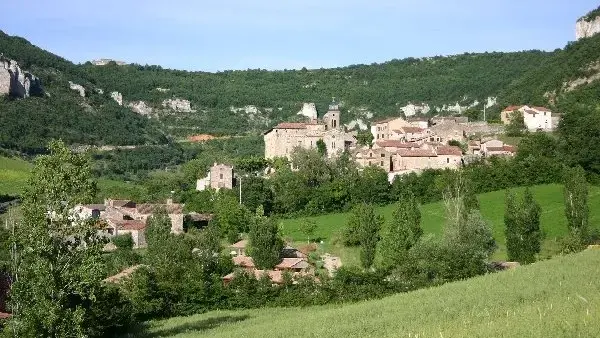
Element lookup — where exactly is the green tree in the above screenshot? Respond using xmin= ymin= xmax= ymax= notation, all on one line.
xmin=316 ymin=139 xmax=327 ymax=156
xmin=300 ymin=219 xmax=317 ymax=243
xmin=563 ymin=166 xmax=589 ymax=246
xmin=357 ymin=204 xmax=383 ymax=269
xmin=379 ymin=191 xmax=422 ymax=270
xmin=9 ymin=140 xmax=107 ymax=337
xmin=213 ymin=194 xmax=251 ymax=243
xmin=234 ymin=156 xmax=269 ymax=175
xmin=353 ymin=165 xmax=390 ymax=204
xmin=248 ymin=207 xmax=284 ymax=269
xmin=505 ymin=110 xmax=526 ymax=136
xmin=504 ymin=189 xmax=542 ymax=264
xmin=356 ymin=130 xmax=374 ymax=146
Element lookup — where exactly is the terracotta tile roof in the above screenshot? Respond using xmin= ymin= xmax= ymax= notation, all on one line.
xmin=485 ymin=146 xmax=505 ymax=152
xmin=136 ymin=203 xmax=183 ymax=214
xmin=524 ymin=109 xmax=538 ymax=115
xmin=436 ymin=146 xmax=462 ymax=156
xmin=532 ymin=106 xmax=551 ymax=112
xmin=103 ymin=265 xmax=146 ymax=283
xmin=274 ymin=122 xmax=307 ymax=129
xmin=397 ymin=127 xmax=425 ymax=134
xmin=397 ymin=148 xmax=437 ymax=157
xmin=376 ymin=140 xmax=420 ymax=148
xmin=110 ymin=200 xmax=136 ymax=208
xmin=0 ymin=313 xmax=11 ymax=319
xmin=116 ymin=220 xmax=146 ymax=231
xmin=502 ymin=105 xmax=523 ymax=112
xmin=503 ymin=145 xmax=516 ymax=153
xmin=230 ymin=240 xmax=248 ymax=249
xmin=275 ymin=258 xmax=309 ymax=270
xmin=232 ymin=256 xmax=255 ymax=268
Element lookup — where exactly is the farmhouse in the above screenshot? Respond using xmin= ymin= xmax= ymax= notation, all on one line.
xmin=501 ymin=105 xmax=555 ymax=131
xmin=263 ymin=102 xmax=357 ymax=160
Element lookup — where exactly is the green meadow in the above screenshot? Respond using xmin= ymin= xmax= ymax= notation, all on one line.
xmin=280 ymin=184 xmax=600 ymax=264
xmin=140 ymin=249 xmax=600 ymax=338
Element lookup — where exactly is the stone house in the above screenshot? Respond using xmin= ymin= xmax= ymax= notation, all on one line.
xmin=480 ymin=139 xmax=517 ymax=157
xmin=263 ymin=102 xmax=356 ymax=160
xmin=104 ymin=219 xmax=147 ymax=248
xmin=196 ymin=163 xmax=234 ymax=191
xmin=370 ymin=117 xmax=413 ymax=141
xmin=353 ymin=146 xmax=394 ymax=172
xmin=501 ymin=105 xmax=554 ymax=131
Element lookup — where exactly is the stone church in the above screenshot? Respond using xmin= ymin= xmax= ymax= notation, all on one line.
xmin=263 ymin=102 xmax=357 ymax=160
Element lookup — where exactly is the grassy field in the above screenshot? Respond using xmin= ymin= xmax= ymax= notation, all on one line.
xmin=0 ymin=156 xmax=145 ymax=199
xmin=280 ymin=184 xmax=600 ymax=264
xmin=139 ymin=248 xmax=600 ymax=337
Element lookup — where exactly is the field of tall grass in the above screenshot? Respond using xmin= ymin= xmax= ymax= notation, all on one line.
xmin=139 ymin=249 xmax=600 ymax=337
xmin=280 ymin=184 xmax=600 ymax=264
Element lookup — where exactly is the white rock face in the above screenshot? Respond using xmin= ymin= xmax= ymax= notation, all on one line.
xmin=127 ymin=101 xmax=153 ymax=116
xmin=297 ymin=103 xmax=318 ymax=120
xmin=162 ymin=98 xmax=195 ymax=113
xmin=110 ymin=91 xmax=123 ymax=106
xmin=68 ymin=81 xmax=86 ymax=97
xmin=0 ymin=55 xmax=42 ymax=98
xmin=400 ymin=103 xmax=430 ymax=116
xmin=576 ymin=16 xmax=600 ymax=40
xmin=485 ymin=97 xmax=497 ymax=108
xmin=230 ymin=105 xmax=270 ymax=125
xmin=346 ymin=119 xmax=368 ymax=130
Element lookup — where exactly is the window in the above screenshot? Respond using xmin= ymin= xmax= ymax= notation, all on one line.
xmin=381 ymin=154 xmax=385 ymax=157
xmin=368 ymin=161 xmax=372 ymax=165
xmin=447 ymin=158 xmax=449 ymax=164
xmin=220 ymin=173 xmax=223 ymax=179
xmin=380 ymin=161 xmax=384 ymax=166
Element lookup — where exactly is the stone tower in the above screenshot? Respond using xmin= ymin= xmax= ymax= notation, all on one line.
xmin=323 ymin=101 xmax=341 ymax=130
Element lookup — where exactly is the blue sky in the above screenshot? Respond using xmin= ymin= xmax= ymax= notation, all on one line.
xmin=2 ymin=0 xmax=597 ymax=71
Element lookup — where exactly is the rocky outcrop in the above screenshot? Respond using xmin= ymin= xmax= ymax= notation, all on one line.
xmin=68 ymin=81 xmax=86 ymax=97
xmin=156 ymin=87 xmax=170 ymax=92
xmin=90 ymin=58 xmax=126 ymax=66
xmin=162 ymin=98 xmax=195 ymax=113
xmin=576 ymin=14 xmax=600 ymax=40
xmin=110 ymin=91 xmax=123 ymax=105
xmin=127 ymin=101 xmax=153 ymax=116
xmin=0 ymin=55 xmax=42 ymax=98
xmin=297 ymin=103 xmax=318 ymax=120
xmin=400 ymin=103 xmax=430 ymax=116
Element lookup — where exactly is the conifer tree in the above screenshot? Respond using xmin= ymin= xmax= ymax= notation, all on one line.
xmin=248 ymin=206 xmax=284 ymax=269
xmin=356 ymin=204 xmax=384 ymax=269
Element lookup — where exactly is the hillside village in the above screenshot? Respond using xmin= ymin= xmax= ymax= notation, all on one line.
xmin=1 ymin=3 xmax=600 ymax=337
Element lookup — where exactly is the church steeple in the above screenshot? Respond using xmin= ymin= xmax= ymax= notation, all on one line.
xmin=323 ymin=98 xmax=341 ymax=130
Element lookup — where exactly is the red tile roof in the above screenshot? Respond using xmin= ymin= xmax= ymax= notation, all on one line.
xmin=274 ymin=122 xmax=307 ymax=129
xmin=230 ymin=240 xmax=248 ymax=249
xmin=376 ymin=140 xmax=420 ymax=148
xmin=275 ymin=258 xmax=309 ymax=270
xmin=232 ymin=256 xmax=255 ymax=268
xmin=436 ymin=146 xmax=463 ymax=156
xmin=136 ymin=203 xmax=183 ymax=214
xmin=397 ymin=148 xmax=437 ymax=157
xmin=116 ymin=220 xmax=146 ymax=231
xmin=532 ymin=106 xmax=551 ymax=112
xmin=396 ymin=127 xmax=425 ymax=134
xmin=502 ymin=105 xmax=523 ymax=112
xmin=503 ymin=145 xmax=516 ymax=153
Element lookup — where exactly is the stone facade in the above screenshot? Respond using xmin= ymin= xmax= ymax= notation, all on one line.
xmin=196 ymin=163 xmax=234 ymax=191
xmin=264 ymin=103 xmax=356 ymax=160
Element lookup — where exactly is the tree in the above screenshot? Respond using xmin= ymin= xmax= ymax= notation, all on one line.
xmin=353 ymin=165 xmax=390 ymax=204
xmin=504 ymin=188 xmax=542 ymax=264
xmin=234 ymin=156 xmax=269 ymax=175
xmin=356 ymin=130 xmax=374 ymax=146
xmin=505 ymin=110 xmax=526 ymax=136
xmin=248 ymin=207 xmax=284 ymax=269
xmin=563 ymin=166 xmax=589 ymax=246
xmin=9 ymin=140 xmax=107 ymax=337
xmin=379 ymin=191 xmax=422 ymax=270
xmin=213 ymin=194 xmax=251 ymax=243
xmin=316 ymin=139 xmax=327 ymax=156
xmin=344 ymin=204 xmax=383 ymax=269
xmin=300 ymin=219 xmax=317 ymax=243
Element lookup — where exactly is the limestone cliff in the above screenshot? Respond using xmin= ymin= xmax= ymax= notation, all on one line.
xmin=0 ymin=55 xmax=42 ymax=98
xmin=576 ymin=11 xmax=600 ymax=40
xmin=162 ymin=98 xmax=195 ymax=112
xmin=68 ymin=81 xmax=86 ymax=97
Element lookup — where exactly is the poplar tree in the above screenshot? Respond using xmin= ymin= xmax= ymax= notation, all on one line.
xmin=379 ymin=192 xmax=422 ymax=270
xmin=356 ymin=204 xmax=384 ymax=269
xmin=248 ymin=206 xmax=284 ymax=269
xmin=563 ymin=166 xmax=589 ymax=243
xmin=504 ymin=188 xmax=542 ymax=264
xmin=9 ymin=140 xmax=106 ymax=337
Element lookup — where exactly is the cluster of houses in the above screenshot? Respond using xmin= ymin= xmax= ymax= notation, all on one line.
xmin=74 ymin=199 xmax=212 ymax=248
xmin=222 ymin=239 xmax=315 ymax=285
xmin=260 ymin=101 xmax=548 ymax=181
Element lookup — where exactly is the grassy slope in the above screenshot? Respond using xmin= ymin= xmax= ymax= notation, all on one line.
xmin=142 ymin=249 xmax=600 ymax=338
xmin=0 ymin=156 xmax=145 ymax=199
xmin=280 ymin=184 xmax=600 ymax=264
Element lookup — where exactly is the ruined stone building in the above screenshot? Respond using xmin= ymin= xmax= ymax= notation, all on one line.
xmin=196 ymin=163 xmax=234 ymax=191
xmin=263 ymin=102 xmax=357 ymax=160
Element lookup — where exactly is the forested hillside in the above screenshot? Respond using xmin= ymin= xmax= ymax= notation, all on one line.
xmin=501 ymin=32 xmax=600 ymax=111
xmin=0 ymin=31 xmax=168 ymax=154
